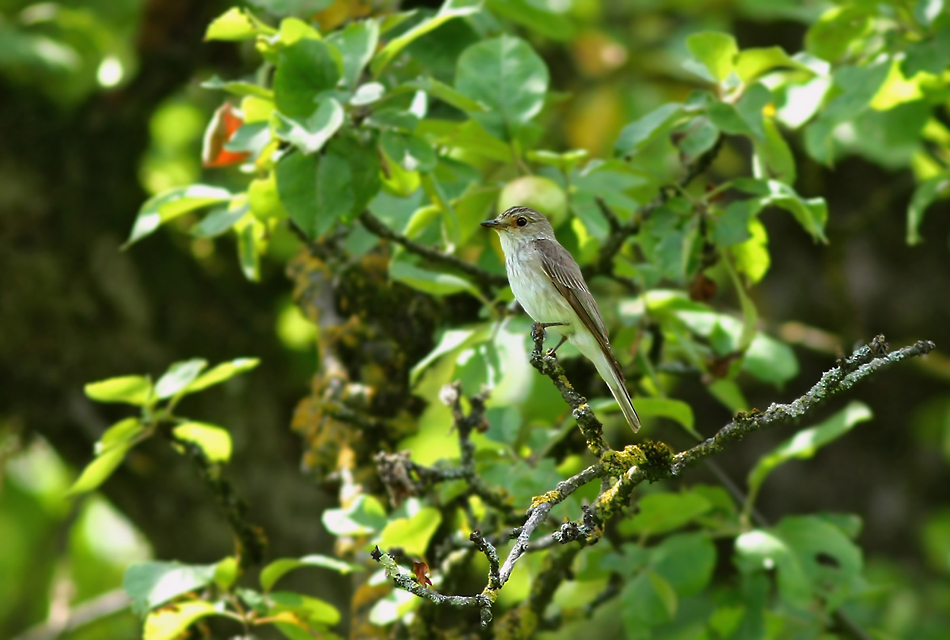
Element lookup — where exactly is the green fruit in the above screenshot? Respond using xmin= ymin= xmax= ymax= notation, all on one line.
xmin=497 ymin=176 xmax=568 ymax=228
xmin=248 ymin=172 xmax=287 ymax=222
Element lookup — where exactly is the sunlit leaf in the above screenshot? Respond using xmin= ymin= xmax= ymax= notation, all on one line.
xmin=371 ymin=0 xmax=482 ymax=76
xmin=378 ymin=507 xmax=443 ymax=557
xmin=124 ymin=561 xmax=218 ymax=614
xmin=144 ymin=600 xmax=217 ymax=640
xmin=686 ymin=32 xmax=738 ymax=82
xmin=269 ymin=592 xmax=341 ymax=626
xmin=84 ymin=375 xmax=153 ymax=406
xmin=321 ymin=494 xmax=388 ymax=536
xmin=173 ymin=422 xmax=232 ymax=463
xmin=327 ymin=19 xmax=379 ymax=88
xmin=127 ymin=186 xmax=233 ymax=246
xmin=456 ymin=34 xmax=549 ymax=141
xmin=390 ymin=260 xmax=480 ymax=297
xmin=261 ymin=555 xmax=365 ymax=592
xmin=747 ymin=402 xmax=872 ymax=498
xmin=205 ymin=8 xmax=275 ymax=41
xmin=185 ymin=357 xmax=260 ymax=394
xmin=68 ymin=443 xmax=134 ymax=495
xmin=155 ymin=359 xmax=208 ymax=399
xmin=273 ymin=98 xmax=345 ymax=154
xmin=485 ymin=0 xmax=574 ymax=41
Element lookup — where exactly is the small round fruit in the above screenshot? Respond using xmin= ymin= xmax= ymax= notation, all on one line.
xmin=497 ymin=176 xmax=568 ymax=228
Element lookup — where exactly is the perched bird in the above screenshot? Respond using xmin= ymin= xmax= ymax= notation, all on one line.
xmin=482 ymin=206 xmax=640 ymax=432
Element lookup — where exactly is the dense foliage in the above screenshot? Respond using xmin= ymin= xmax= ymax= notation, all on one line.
xmin=3 ymin=0 xmax=950 ymax=639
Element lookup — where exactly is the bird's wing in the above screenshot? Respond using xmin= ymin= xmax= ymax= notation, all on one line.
xmin=534 ymin=238 xmax=626 ymax=381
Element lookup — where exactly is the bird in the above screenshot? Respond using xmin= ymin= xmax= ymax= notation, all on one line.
xmin=481 ymin=206 xmax=640 ymax=432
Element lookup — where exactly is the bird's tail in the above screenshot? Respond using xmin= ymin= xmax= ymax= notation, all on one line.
xmin=577 ymin=334 xmax=641 ymax=433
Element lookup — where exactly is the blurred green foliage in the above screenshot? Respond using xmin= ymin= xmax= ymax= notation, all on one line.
xmin=4 ymin=0 xmax=950 ymax=638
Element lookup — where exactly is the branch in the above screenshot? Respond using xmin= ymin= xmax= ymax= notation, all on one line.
xmin=496 ymin=463 xmax=604 ymax=588
xmin=586 ymin=136 xmax=723 ymax=278
xmin=591 ymin=336 xmax=936 ymax=526
xmin=359 ymin=211 xmax=508 ymax=294
xmin=529 ymin=323 xmax=610 ymax=457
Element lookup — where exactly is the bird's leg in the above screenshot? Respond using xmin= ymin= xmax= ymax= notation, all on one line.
xmin=531 ymin=322 xmax=569 ymax=357
xmin=547 ymin=334 xmax=568 ymax=356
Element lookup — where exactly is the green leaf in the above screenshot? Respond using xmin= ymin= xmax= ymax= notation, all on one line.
xmin=735 ymin=178 xmax=828 ymax=242
xmin=735 ymin=83 xmax=772 ymax=141
xmin=201 ymin=75 xmax=274 ymax=99
xmin=708 ymin=102 xmax=754 ymax=137
xmin=390 ymin=259 xmax=479 ymax=297
xmin=379 ymin=507 xmax=443 ymax=557
xmin=747 ymin=402 xmax=872 ymax=499
xmin=274 ymin=38 xmax=341 ymax=118
xmin=321 ymin=494 xmax=388 ymax=536
xmin=735 ymin=46 xmax=812 ymax=83
xmin=68 ymin=443 xmax=133 ymax=495
xmin=370 ymin=0 xmax=482 ymax=77
xmin=775 ymin=516 xmax=863 ymax=609
xmin=127 ymin=185 xmax=232 ymax=246
xmin=261 ymin=555 xmax=365 ymax=592
xmin=652 ymin=532 xmax=716 ymax=596
xmin=124 ymin=561 xmax=218 ymax=615
xmin=615 ymin=103 xmax=684 ymax=156
xmin=629 ymin=398 xmax=695 ymax=432
xmin=735 ymin=529 xmax=811 ymax=608
xmin=205 ymin=8 xmax=275 ymax=41
xmin=84 ymin=375 xmax=153 ymax=406
xmin=326 ymin=19 xmax=379 ymax=88
xmin=237 ymin=220 xmax=263 ymax=282
xmin=214 ymin=557 xmax=239 ymax=590
xmin=686 ymin=31 xmax=738 ymax=82
xmin=97 ymin=417 xmax=145 ymax=454
xmin=401 ymin=77 xmax=487 ymax=112
xmin=675 ymin=116 xmax=719 ymax=163
xmin=754 ymin=118 xmax=796 ymax=183
xmin=621 ymin=571 xmax=675 ymax=629
xmin=485 ymin=0 xmax=574 ymax=41
xmin=269 ymin=592 xmax=341 ymax=626
xmin=455 ymin=34 xmax=549 ymax=141
xmin=381 ymin=131 xmax=437 ymax=172
xmin=274 ymin=98 xmax=345 ymax=154
xmin=907 ymin=174 xmax=950 ymax=245
xmin=731 ymin=217 xmax=771 ymax=284
xmin=144 ymin=601 xmax=217 ymax=640
xmin=276 ymin=16 xmax=322 ymax=45
xmin=185 ymin=357 xmax=260 ymax=393
xmin=743 ymin=330 xmax=798 ymax=386
xmin=277 ymin=152 xmax=352 ymax=239
xmin=621 ymin=491 xmax=712 ymax=536
xmin=192 ymin=205 xmax=249 ymax=238
xmin=330 ymin=135 xmax=381 ymax=217
xmin=173 ymin=422 xmax=233 ymax=463
xmin=805 ymin=6 xmax=873 ymax=63
xmin=155 ymin=359 xmax=208 ymax=399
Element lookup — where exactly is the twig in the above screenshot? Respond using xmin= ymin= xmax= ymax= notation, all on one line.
xmin=591 ymin=337 xmax=936 ymax=525
xmin=359 ymin=211 xmax=508 ymax=295
xmin=529 ymin=323 xmax=610 ymax=457
xmin=13 ymin=590 xmax=131 ymax=640
xmin=495 ymin=463 xmax=604 ymax=588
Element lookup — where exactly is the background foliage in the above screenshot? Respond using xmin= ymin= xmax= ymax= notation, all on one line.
xmin=2 ymin=0 xmax=950 ymax=638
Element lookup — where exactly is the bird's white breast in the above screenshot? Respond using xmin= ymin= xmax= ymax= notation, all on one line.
xmin=500 ymin=234 xmax=577 ymax=336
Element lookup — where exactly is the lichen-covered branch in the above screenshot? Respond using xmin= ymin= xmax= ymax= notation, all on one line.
xmin=495 ymin=463 xmax=603 ymax=587
xmin=359 ymin=211 xmax=508 ymax=295
xmin=591 ymin=337 xmax=936 ymax=525
xmin=529 ymin=323 xmax=610 ymax=457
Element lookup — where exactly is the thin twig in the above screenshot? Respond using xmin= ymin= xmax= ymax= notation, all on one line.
xmin=359 ymin=211 xmax=508 ymax=295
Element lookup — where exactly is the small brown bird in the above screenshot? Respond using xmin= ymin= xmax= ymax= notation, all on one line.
xmin=482 ymin=206 xmax=640 ymax=432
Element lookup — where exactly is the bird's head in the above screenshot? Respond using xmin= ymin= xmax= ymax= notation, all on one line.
xmin=481 ymin=206 xmax=555 ymax=242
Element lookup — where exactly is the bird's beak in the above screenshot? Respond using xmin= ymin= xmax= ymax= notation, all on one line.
xmin=481 ymin=219 xmax=501 ymax=228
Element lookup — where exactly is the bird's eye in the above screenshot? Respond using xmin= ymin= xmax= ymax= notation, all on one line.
xmin=516 ymin=217 xmax=527 ymax=227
